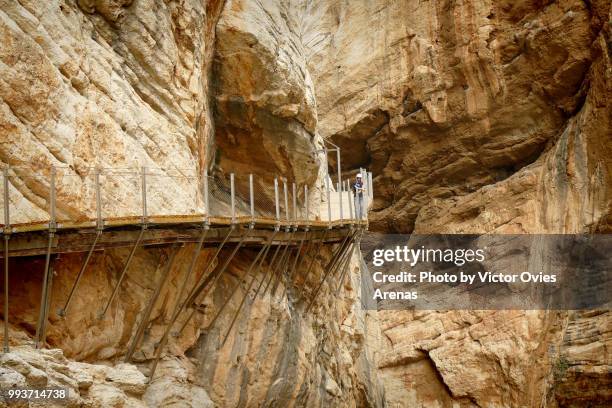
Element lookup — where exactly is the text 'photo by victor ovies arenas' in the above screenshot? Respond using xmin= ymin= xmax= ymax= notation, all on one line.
xmin=0 ymin=1 xmax=610 ymax=407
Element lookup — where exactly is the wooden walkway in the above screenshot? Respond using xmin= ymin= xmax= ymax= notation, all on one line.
xmin=0 ymin=166 xmax=371 ymax=377
xmin=4 ymin=218 xmax=361 ymax=258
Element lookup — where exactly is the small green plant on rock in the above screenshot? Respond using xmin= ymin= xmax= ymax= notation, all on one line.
xmin=553 ymin=355 xmax=570 ymax=384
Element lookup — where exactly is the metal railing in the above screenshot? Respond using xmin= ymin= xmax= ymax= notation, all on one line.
xmin=0 ymin=166 xmax=373 ymax=232
xmin=0 ymin=164 xmax=374 ymax=356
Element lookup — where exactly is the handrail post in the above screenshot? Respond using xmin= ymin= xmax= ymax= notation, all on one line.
xmin=203 ymin=169 xmax=209 ymax=222
xmin=344 ymin=180 xmax=348 ymax=221
xmin=3 ymin=168 xmax=10 ymax=352
xmin=336 ymin=147 xmax=341 ymax=199
xmin=2 ymin=169 xmax=8 ymax=233
xmin=95 ymin=168 xmax=103 ymax=230
xmin=230 ymin=173 xmax=235 ymax=224
xmin=283 ymin=179 xmax=289 ymax=223
xmin=304 ymin=185 xmax=309 ymax=225
xmin=274 ymin=178 xmax=280 ymax=222
xmin=361 ymin=169 xmax=368 ymax=220
xmin=49 ymin=167 xmax=56 ymax=231
xmin=368 ymin=171 xmax=373 ymax=201
xmin=338 ymin=179 xmax=343 ymax=223
xmin=367 ymin=171 xmax=373 ymax=224
xmin=141 ymin=166 xmax=148 ymax=226
xmin=292 ymin=182 xmax=297 ymax=222
xmin=325 ymin=176 xmax=331 ymax=223
xmin=347 ymin=180 xmax=353 ymax=221
xmin=249 ymin=173 xmax=255 ymax=221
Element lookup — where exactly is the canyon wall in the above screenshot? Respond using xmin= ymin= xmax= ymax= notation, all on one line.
xmin=0 ymin=0 xmax=384 ymax=407
xmin=305 ymin=0 xmax=610 ymax=235
xmin=0 ymin=0 xmax=610 ymax=407
xmin=0 ymin=0 xmax=226 ymax=223
xmin=1 ymin=238 xmax=385 ymax=407
xmin=304 ymin=0 xmax=610 ymax=407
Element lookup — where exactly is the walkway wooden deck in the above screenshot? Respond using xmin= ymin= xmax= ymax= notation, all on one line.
xmin=0 ymin=166 xmax=371 ymax=367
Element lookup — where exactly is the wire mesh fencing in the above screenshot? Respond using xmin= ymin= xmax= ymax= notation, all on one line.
xmin=252 ymin=178 xmax=277 ymax=219
xmin=1 ymin=169 xmax=52 ymax=227
xmin=144 ymin=168 xmax=203 ymax=220
xmin=207 ymin=173 xmax=235 ymax=220
xmin=55 ymin=168 xmax=97 ymax=224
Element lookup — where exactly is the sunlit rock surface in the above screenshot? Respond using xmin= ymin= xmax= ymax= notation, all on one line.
xmin=303 ymin=0 xmax=610 ymax=406
xmin=0 ymin=0 xmax=610 ymax=407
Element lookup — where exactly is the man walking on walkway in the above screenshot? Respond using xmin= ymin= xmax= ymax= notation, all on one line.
xmin=352 ymin=173 xmax=366 ymax=219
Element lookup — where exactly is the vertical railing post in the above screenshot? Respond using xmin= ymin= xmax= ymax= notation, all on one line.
xmin=338 ymin=179 xmax=343 ymax=222
xmin=350 ymin=179 xmax=354 ymax=220
xmin=249 ymin=174 xmax=254 ymax=221
xmin=95 ymin=168 xmax=103 ymax=230
xmin=368 ymin=171 xmax=373 ymax=201
xmin=230 ymin=173 xmax=235 ymax=224
xmin=3 ymin=169 xmax=10 ymax=352
xmin=361 ymin=169 xmax=368 ymax=220
xmin=292 ymin=183 xmax=297 ymax=222
xmin=283 ymin=179 xmax=289 ymax=223
xmin=2 ymin=169 xmax=8 ymax=232
xmin=325 ymin=176 xmax=331 ymax=222
xmin=141 ymin=166 xmax=147 ymax=225
xmin=304 ymin=185 xmax=309 ymax=225
xmin=49 ymin=167 xmax=56 ymax=231
xmin=336 ymin=148 xmax=341 ymax=200
xmin=347 ymin=180 xmax=353 ymax=221
xmin=203 ymin=169 xmax=209 ymax=222
xmin=341 ymin=180 xmax=344 ymax=215
xmin=274 ymin=178 xmax=280 ymax=222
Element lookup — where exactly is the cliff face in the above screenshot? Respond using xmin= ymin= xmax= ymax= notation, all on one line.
xmin=305 ymin=0 xmax=610 ymax=407
xmin=2 ymin=242 xmax=384 ymax=407
xmin=213 ymin=0 xmax=322 ymax=185
xmin=0 ymin=0 xmax=226 ymax=223
xmin=306 ymin=0 xmax=610 ymax=235
xmin=0 ymin=0 xmax=610 ymax=407
xmin=0 ymin=1 xmax=384 ymax=407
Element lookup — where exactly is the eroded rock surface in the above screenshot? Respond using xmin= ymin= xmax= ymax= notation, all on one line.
xmin=300 ymin=0 xmax=610 ymax=407
xmin=0 ymin=345 xmax=149 ymax=407
xmin=1 ymin=0 xmax=610 ymax=407
xmin=1 ymin=236 xmax=384 ymax=407
xmin=0 ymin=1 xmax=383 ymax=407
xmin=306 ymin=0 xmax=610 ymax=235
xmin=0 ymin=0 xmax=223 ymax=223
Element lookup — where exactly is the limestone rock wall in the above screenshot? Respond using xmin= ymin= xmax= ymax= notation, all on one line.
xmin=1 ymin=239 xmax=383 ymax=407
xmin=213 ymin=0 xmax=321 ymax=184
xmin=1 ymin=0 xmax=610 ymax=407
xmin=303 ymin=0 xmax=610 ymax=406
xmin=305 ymin=0 xmax=610 ymax=235
xmin=0 ymin=0 xmax=223 ymax=224
xmin=0 ymin=1 xmax=384 ymax=407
